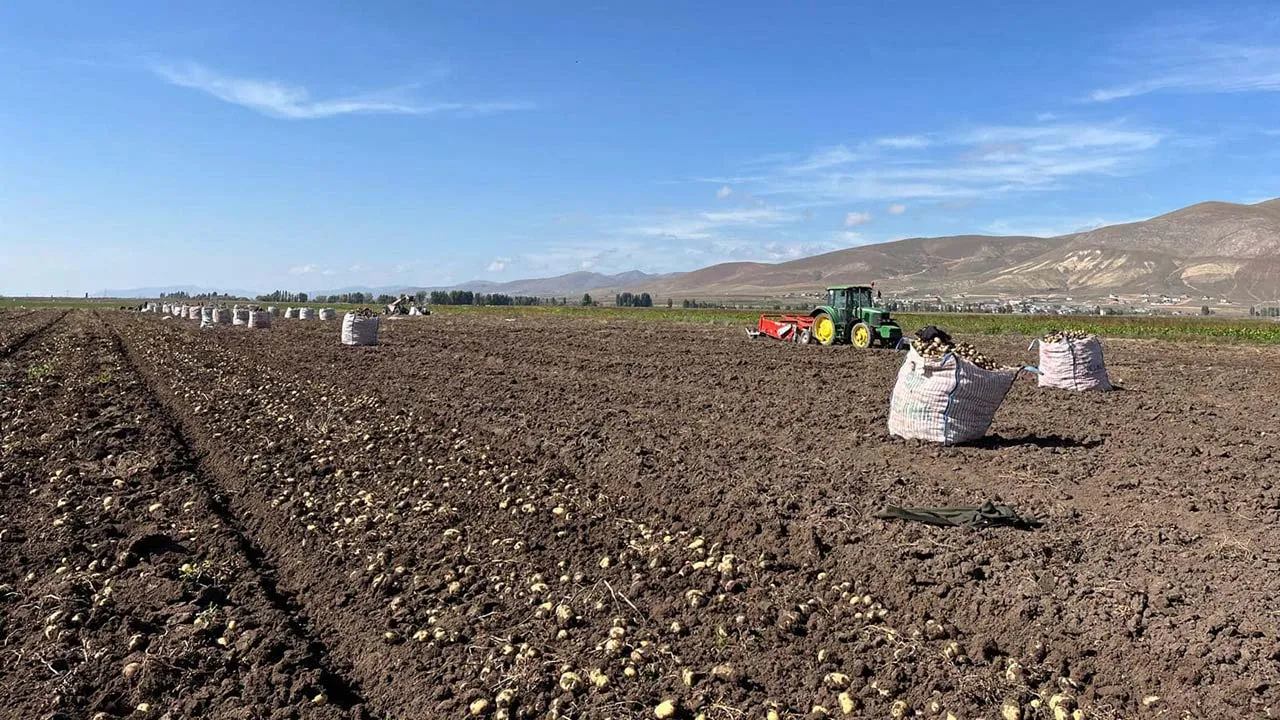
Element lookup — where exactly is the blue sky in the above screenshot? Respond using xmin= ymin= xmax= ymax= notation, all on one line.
xmin=2 ymin=1 xmax=1279 ymax=295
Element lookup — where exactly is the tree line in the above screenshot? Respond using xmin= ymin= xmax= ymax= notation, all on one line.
xmin=615 ymin=292 xmax=653 ymax=307
xmin=252 ymin=288 xmax=691 ymax=308
xmin=160 ymin=291 xmax=245 ymax=300
xmin=256 ymin=290 xmax=309 ymax=303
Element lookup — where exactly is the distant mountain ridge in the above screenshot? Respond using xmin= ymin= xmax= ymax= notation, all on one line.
xmin=607 ymin=199 xmax=1280 ymax=302
xmin=95 ymin=199 xmax=1280 ymax=302
xmin=458 ymin=199 xmax=1280 ymax=302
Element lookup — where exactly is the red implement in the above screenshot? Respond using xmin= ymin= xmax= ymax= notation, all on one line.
xmin=749 ymin=314 xmax=815 ymax=342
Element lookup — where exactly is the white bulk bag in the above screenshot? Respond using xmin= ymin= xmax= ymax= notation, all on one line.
xmin=1035 ymin=337 xmax=1112 ymax=392
xmin=298 ymin=307 xmax=315 ymax=320
xmin=268 ymin=306 xmax=280 ymax=317
xmin=200 ymin=306 xmax=214 ymax=327
xmin=161 ymin=303 xmax=172 ymax=315
xmin=318 ymin=308 xmax=336 ymax=320
xmin=187 ymin=306 xmax=201 ymax=320
xmin=888 ymin=348 xmax=1020 ymax=445
xmin=284 ymin=307 xmax=297 ymax=319
xmin=232 ymin=308 xmax=250 ymax=325
xmin=212 ymin=308 xmax=230 ymax=324
xmin=341 ymin=313 xmax=379 ymax=346
xmin=247 ymin=310 xmax=271 ymax=328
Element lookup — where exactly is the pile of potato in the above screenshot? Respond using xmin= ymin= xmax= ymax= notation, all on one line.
xmin=910 ymin=336 xmax=1002 ymax=370
xmin=1042 ymin=329 xmax=1095 ymax=343
xmin=351 ymin=307 xmax=379 ymax=318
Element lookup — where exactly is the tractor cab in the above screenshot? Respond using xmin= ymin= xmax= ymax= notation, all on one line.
xmin=809 ymin=284 xmax=903 ymax=348
xmin=826 ymin=285 xmax=875 ymax=314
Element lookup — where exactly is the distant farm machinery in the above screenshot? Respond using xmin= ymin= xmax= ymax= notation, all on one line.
xmin=748 ymin=285 xmax=903 ymax=348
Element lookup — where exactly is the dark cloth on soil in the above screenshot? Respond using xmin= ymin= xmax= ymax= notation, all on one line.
xmin=913 ymin=325 xmax=952 ymax=346
xmin=873 ymin=500 xmax=1039 ymax=529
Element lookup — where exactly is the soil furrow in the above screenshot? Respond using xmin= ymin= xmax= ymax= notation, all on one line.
xmin=0 ymin=311 xmax=372 ymax=719
xmin=0 ymin=309 xmax=67 ymax=358
xmin=98 ymin=316 xmax=378 ymax=717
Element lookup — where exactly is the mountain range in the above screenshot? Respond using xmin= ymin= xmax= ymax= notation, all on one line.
xmin=437 ymin=199 xmax=1280 ymax=302
xmin=96 ymin=199 xmax=1280 ymax=302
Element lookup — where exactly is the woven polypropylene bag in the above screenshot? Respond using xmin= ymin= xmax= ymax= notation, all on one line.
xmin=319 ymin=308 xmax=336 ymax=320
xmin=341 ymin=313 xmax=379 ymax=346
xmin=1036 ymin=338 xmax=1112 ymax=391
xmin=247 ymin=311 xmax=272 ymax=329
xmin=888 ymin=348 xmax=1019 ymax=445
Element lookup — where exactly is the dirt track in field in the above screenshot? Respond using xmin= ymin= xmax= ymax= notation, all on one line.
xmin=4 ymin=309 xmax=1280 ymax=719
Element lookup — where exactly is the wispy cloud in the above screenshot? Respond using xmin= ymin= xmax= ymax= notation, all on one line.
xmin=982 ymin=215 xmax=1141 ymax=238
xmin=487 ymin=256 xmax=511 ymax=272
xmin=726 ymin=120 xmax=1165 ymax=204
xmin=628 ymin=207 xmax=798 ymax=241
xmin=716 ymin=185 xmax=733 ymax=199
xmin=289 ymin=264 xmax=319 ymax=274
xmin=844 ymin=211 xmax=872 ymax=227
xmin=785 ymin=145 xmax=858 ymax=174
xmin=886 ymin=203 xmax=907 ymax=215
xmin=1089 ymin=18 xmax=1280 ymax=102
xmin=875 ymin=135 xmax=931 ymax=149
xmin=151 ymin=61 xmax=530 ymax=119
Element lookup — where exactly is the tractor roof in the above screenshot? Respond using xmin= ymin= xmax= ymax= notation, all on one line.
xmin=825 ymin=284 xmax=874 ymax=291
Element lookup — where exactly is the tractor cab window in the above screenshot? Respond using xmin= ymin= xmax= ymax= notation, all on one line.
xmin=852 ymin=288 xmax=872 ymax=308
xmin=829 ymin=290 xmax=847 ymax=310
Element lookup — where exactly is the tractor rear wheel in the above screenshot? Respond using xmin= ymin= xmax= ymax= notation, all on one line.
xmin=851 ymin=322 xmax=873 ymax=349
xmin=813 ymin=312 xmax=837 ymax=346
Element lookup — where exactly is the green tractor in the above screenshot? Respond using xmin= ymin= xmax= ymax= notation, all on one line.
xmin=809 ymin=285 xmax=903 ymax=348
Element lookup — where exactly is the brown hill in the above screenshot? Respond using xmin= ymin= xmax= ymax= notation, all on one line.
xmin=607 ymin=198 xmax=1280 ymax=302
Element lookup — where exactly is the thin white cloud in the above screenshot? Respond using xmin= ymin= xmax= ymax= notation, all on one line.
xmin=700 ymin=208 xmax=794 ymax=224
xmin=738 ymin=120 xmax=1165 ymax=203
xmin=151 ymin=61 xmax=530 ymax=119
xmin=875 ymin=135 xmax=931 ymax=149
xmin=487 ymin=256 xmax=511 ymax=272
xmin=288 ymin=264 xmax=319 ymax=275
xmin=1089 ymin=18 xmax=1280 ymax=102
xmin=887 ymin=203 xmax=907 ymax=215
xmin=844 ymin=211 xmax=872 ymax=227
xmin=786 ymin=145 xmax=857 ymax=173
xmin=629 ymin=207 xmax=798 ymax=241
xmin=716 ymin=185 xmax=733 ymax=199
xmin=1036 ymin=112 xmax=1057 ymax=122
xmin=982 ymin=216 xmax=1141 ymax=238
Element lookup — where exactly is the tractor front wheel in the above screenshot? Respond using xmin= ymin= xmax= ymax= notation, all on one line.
xmin=813 ymin=313 xmax=837 ymax=346
xmin=851 ymin=322 xmax=873 ymax=349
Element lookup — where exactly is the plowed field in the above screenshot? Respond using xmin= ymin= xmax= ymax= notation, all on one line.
xmin=3 ymin=309 xmax=1279 ymax=720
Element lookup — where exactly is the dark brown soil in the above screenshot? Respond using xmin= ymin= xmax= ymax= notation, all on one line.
xmin=6 ymin=309 xmax=1280 ymax=719
xmin=0 ymin=312 xmax=368 ymax=719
